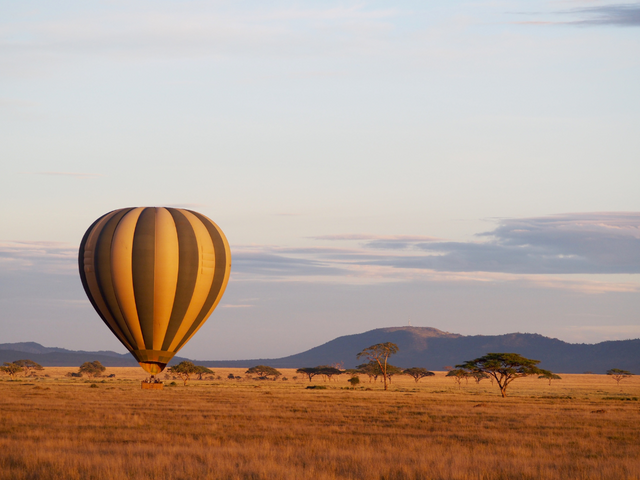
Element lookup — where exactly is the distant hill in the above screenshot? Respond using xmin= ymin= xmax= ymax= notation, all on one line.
xmin=197 ymin=326 xmax=640 ymax=374
xmin=0 ymin=342 xmax=189 ymax=368
xmin=2 ymin=327 xmax=638 ymax=373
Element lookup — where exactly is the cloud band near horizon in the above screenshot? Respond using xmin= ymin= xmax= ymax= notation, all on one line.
xmin=3 ymin=213 xmax=640 ymax=285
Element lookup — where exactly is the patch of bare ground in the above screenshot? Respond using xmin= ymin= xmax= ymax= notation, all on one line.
xmin=0 ymin=370 xmax=638 ymax=479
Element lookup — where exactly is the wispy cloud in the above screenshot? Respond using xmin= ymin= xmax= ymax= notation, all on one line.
xmin=0 ymin=241 xmax=77 ymax=273
xmin=231 ymin=212 xmax=640 ymax=293
xmin=514 ymin=3 xmax=640 ymax=27
xmin=567 ymin=3 xmax=640 ymax=26
xmin=4 ymin=213 xmax=639 ymax=293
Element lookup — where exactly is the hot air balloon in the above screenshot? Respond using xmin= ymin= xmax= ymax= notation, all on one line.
xmin=78 ymin=207 xmax=231 ymax=376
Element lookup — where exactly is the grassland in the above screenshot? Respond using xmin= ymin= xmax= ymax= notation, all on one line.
xmin=0 ymin=368 xmax=638 ymax=479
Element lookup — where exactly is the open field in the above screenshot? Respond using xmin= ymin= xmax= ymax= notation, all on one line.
xmin=1 ymin=368 xmax=639 ymax=480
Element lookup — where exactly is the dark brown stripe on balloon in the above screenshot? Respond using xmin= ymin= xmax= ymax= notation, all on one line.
xmin=132 ymin=207 xmax=156 ymax=350
xmin=93 ymin=208 xmax=138 ymax=348
xmin=78 ymin=213 xmax=106 ymax=295
xmin=78 ymin=213 xmax=125 ymax=343
xmin=161 ymin=208 xmax=200 ymax=351
xmin=174 ymin=211 xmax=229 ymax=351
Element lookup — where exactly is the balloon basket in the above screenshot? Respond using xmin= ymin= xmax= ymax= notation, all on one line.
xmin=141 ymin=382 xmax=164 ymax=390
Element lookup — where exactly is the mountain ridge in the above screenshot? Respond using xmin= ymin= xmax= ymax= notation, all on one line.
xmin=1 ymin=327 xmax=638 ymax=373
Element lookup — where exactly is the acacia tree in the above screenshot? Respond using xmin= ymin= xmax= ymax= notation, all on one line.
xmin=457 ymin=353 xmax=551 ymax=398
xmin=471 ymin=371 xmax=490 ymax=384
xmin=169 ymin=361 xmax=199 ymax=385
xmin=246 ymin=365 xmax=282 ymax=380
xmin=0 ymin=362 xmax=24 ymax=380
xmin=607 ymin=369 xmax=633 ymax=386
xmin=446 ymin=369 xmax=470 ymax=389
xmin=14 ymin=360 xmax=44 ymax=377
xmin=296 ymin=367 xmax=320 ymax=382
xmin=403 ymin=367 xmax=435 ymax=383
xmin=355 ymin=362 xmax=380 ymax=383
xmin=79 ymin=361 xmax=106 ymax=378
xmin=539 ymin=372 xmax=562 ymax=386
xmin=356 ymin=342 xmax=399 ymax=391
xmin=316 ymin=366 xmax=342 ymax=382
xmin=195 ymin=366 xmax=214 ymax=380
xmin=385 ymin=365 xmax=403 ymax=384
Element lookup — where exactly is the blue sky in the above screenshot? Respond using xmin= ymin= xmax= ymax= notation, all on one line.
xmin=1 ymin=0 xmax=639 ymax=360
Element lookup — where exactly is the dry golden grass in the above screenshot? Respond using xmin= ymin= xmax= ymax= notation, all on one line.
xmin=1 ymin=368 xmax=638 ymax=479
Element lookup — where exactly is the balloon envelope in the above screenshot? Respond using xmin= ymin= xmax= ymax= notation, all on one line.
xmin=78 ymin=207 xmax=231 ymax=374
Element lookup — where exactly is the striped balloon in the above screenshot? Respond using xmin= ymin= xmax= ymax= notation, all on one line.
xmin=78 ymin=207 xmax=231 ymax=374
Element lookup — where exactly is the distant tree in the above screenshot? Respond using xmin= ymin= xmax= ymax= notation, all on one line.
xmin=316 ymin=366 xmax=343 ymax=382
xmin=246 ymin=365 xmax=282 ymax=381
xmin=227 ymin=373 xmax=236 ymax=380
xmin=607 ymin=369 xmax=633 ymax=387
xmin=13 ymin=360 xmax=44 ymax=377
xmin=355 ymin=362 xmax=380 ymax=383
xmin=79 ymin=361 xmax=106 ymax=378
xmin=538 ymin=372 xmax=562 ymax=386
xmin=168 ymin=361 xmax=199 ymax=385
xmin=194 ymin=366 xmax=214 ymax=380
xmin=471 ymin=371 xmax=490 ymax=384
xmin=385 ymin=364 xmax=404 ymax=384
xmin=403 ymin=367 xmax=435 ymax=383
xmin=296 ymin=367 xmax=321 ymax=382
xmin=446 ymin=369 xmax=470 ymax=389
xmin=356 ymin=342 xmax=399 ymax=391
xmin=348 ymin=376 xmax=360 ymax=387
xmin=457 ymin=353 xmax=551 ymax=398
xmin=0 ymin=362 xmax=24 ymax=380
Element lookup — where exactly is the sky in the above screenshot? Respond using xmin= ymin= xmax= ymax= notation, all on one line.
xmin=1 ymin=0 xmax=639 ymax=360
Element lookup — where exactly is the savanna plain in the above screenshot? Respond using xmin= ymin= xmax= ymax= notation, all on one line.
xmin=1 ymin=368 xmax=638 ymax=480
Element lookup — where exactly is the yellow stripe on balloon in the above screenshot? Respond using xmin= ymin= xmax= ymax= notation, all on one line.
xmin=110 ymin=207 xmax=146 ymax=349
xmin=176 ymin=222 xmax=231 ymax=351
xmin=152 ymin=208 xmax=179 ymax=350
xmin=167 ymin=210 xmax=216 ymax=352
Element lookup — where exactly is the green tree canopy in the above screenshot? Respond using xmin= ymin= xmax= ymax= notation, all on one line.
xmin=13 ymin=359 xmax=44 ymax=377
xmin=195 ymin=365 xmax=214 ymax=380
xmin=538 ymin=372 xmax=562 ymax=386
xmin=403 ymin=367 xmax=435 ymax=383
xmin=296 ymin=367 xmax=321 ymax=382
xmin=457 ymin=353 xmax=551 ymax=397
xmin=246 ymin=365 xmax=282 ymax=380
xmin=356 ymin=342 xmax=399 ymax=391
xmin=607 ymin=369 xmax=633 ymax=386
xmin=355 ymin=362 xmax=381 ymax=382
xmin=169 ymin=361 xmax=200 ymax=385
xmin=471 ymin=371 xmax=490 ymax=384
xmin=79 ymin=361 xmax=106 ymax=378
xmin=315 ymin=365 xmax=342 ymax=381
xmin=446 ymin=368 xmax=470 ymax=389
xmin=0 ymin=362 xmax=24 ymax=380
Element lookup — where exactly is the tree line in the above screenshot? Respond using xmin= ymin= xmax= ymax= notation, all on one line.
xmin=0 ymin=344 xmax=635 ymax=397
